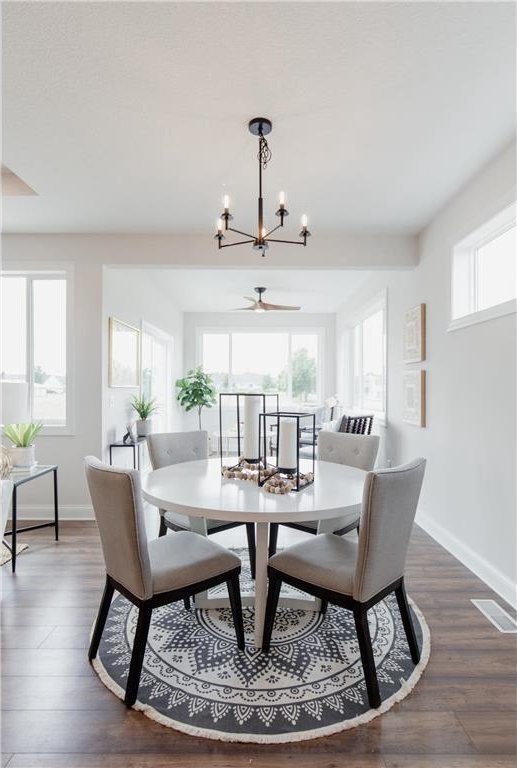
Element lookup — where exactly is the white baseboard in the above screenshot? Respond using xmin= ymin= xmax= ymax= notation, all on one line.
xmin=11 ymin=504 xmax=94 ymax=521
xmin=416 ymin=509 xmax=517 ymax=610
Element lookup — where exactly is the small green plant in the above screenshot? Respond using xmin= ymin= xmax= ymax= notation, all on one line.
xmin=176 ymin=367 xmax=216 ymax=430
xmin=131 ymin=395 xmax=158 ymax=420
xmin=3 ymin=422 xmax=43 ymax=447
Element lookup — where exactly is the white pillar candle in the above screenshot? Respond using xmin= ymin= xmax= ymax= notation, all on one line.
xmin=277 ymin=419 xmax=298 ymax=472
xmin=243 ymin=395 xmax=261 ymax=461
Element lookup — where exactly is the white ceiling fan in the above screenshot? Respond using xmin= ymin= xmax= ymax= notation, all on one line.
xmin=234 ymin=286 xmax=301 ymax=313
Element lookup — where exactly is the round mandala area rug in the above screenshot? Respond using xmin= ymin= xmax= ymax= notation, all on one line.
xmin=93 ymin=555 xmax=430 ymax=743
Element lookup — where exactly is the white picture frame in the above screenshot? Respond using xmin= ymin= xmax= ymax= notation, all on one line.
xmin=403 ymin=303 xmax=426 ymax=363
xmin=109 ymin=317 xmax=140 ymax=388
xmin=403 ymin=370 xmax=426 ymax=427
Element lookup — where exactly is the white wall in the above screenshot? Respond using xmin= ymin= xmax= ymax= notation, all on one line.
xmin=102 ymin=268 xmax=184 ymax=468
xmin=336 ymin=140 xmax=517 ymax=607
xmin=182 ymin=312 xmax=336 ymax=436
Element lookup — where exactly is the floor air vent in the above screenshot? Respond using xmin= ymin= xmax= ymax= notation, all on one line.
xmin=471 ymin=599 xmax=517 ymax=633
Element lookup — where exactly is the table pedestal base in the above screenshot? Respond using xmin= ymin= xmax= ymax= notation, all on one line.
xmin=192 ymin=520 xmax=336 ymax=649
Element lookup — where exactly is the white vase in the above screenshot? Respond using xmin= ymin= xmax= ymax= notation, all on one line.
xmin=8 ymin=444 xmax=36 ymax=468
xmin=136 ymin=419 xmax=151 ymax=437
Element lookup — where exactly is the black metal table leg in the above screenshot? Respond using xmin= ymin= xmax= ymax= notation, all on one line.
xmin=53 ymin=468 xmax=59 ymax=541
xmin=133 ymin=444 xmax=137 ymax=470
xmin=11 ymin=486 xmax=17 ymax=573
xmin=109 ymin=446 xmax=113 ymax=465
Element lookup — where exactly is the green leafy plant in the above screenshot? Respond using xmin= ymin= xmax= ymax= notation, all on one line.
xmin=131 ymin=395 xmax=158 ymax=420
xmin=176 ymin=367 xmax=216 ymax=430
xmin=3 ymin=422 xmax=43 ymax=447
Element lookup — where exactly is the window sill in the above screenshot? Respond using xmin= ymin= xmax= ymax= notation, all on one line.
xmin=40 ymin=426 xmax=75 ymax=437
xmin=448 ymin=298 xmax=516 ymax=332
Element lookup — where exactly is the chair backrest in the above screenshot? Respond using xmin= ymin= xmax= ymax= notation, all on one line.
xmin=84 ymin=457 xmax=152 ymax=600
xmin=339 ymin=414 xmax=374 ymax=435
xmin=318 ymin=431 xmax=380 ymax=471
xmin=353 ymin=458 xmax=426 ymax=602
xmin=147 ymin=431 xmax=208 ymax=470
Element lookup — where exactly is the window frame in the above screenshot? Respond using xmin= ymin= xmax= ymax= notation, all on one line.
xmin=449 ymin=203 xmax=516 ymax=332
xmin=196 ymin=326 xmax=325 ymax=407
xmin=346 ymin=290 xmax=387 ymax=425
xmin=1 ymin=265 xmax=74 ymax=435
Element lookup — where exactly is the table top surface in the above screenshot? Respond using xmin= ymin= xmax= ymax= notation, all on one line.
xmin=10 ymin=464 xmax=57 ymax=486
xmin=142 ymin=457 xmax=366 ymax=524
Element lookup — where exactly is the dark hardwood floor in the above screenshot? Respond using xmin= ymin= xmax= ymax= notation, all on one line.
xmin=1 ymin=520 xmax=516 ymax=767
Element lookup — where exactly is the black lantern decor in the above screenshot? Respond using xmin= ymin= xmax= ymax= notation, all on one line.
xmin=218 ymin=392 xmax=279 ymax=472
xmin=258 ymin=411 xmax=316 ymax=492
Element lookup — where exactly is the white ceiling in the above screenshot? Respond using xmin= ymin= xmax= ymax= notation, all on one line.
xmin=3 ymin=2 xmax=515 ymax=235
xmin=108 ymin=268 xmax=371 ymax=313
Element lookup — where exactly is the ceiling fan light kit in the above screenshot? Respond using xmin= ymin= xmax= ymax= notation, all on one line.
xmin=215 ymin=118 xmax=312 ymax=256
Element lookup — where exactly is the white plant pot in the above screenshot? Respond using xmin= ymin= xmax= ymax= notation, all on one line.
xmin=136 ymin=419 xmax=151 ymax=437
xmin=8 ymin=444 xmax=36 ymax=468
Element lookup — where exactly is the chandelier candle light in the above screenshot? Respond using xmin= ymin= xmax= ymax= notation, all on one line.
xmin=215 ymin=118 xmax=311 ymax=256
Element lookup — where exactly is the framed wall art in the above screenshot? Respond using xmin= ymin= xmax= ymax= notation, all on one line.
xmin=109 ymin=317 xmax=140 ymax=388
xmin=403 ymin=303 xmax=426 ymax=363
xmin=402 ymin=369 xmax=426 ymax=427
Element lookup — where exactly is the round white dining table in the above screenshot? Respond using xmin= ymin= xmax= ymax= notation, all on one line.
xmin=142 ymin=457 xmax=366 ymax=648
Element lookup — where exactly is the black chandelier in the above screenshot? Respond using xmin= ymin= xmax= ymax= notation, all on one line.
xmin=215 ymin=117 xmax=311 ymax=256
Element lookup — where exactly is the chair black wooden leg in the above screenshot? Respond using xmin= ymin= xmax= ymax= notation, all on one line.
xmin=246 ymin=523 xmax=256 ymax=579
xmin=320 ymin=599 xmax=328 ymax=615
xmin=124 ymin=603 xmax=152 ymax=708
xmin=227 ymin=572 xmax=245 ymax=650
xmin=353 ymin=605 xmax=381 ymax=709
xmin=158 ymin=516 xmax=167 ymax=538
xmin=183 ymin=597 xmax=191 ymax=611
xmin=395 ymin=580 xmax=420 ymax=664
xmin=268 ymin=523 xmax=279 ymax=558
xmin=88 ymin=576 xmax=115 ymax=661
xmin=262 ymin=570 xmax=282 ymax=653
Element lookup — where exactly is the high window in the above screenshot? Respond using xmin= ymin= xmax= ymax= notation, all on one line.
xmin=451 ymin=203 xmax=516 ymax=329
xmin=350 ymin=295 xmax=386 ymax=421
xmin=1 ymin=271 xmax=71 ymax=432
xmin=199 ymin=329 xmax=322 ymax=405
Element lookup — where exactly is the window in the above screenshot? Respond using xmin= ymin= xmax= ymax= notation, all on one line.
xmin=1 ymin=271 xmax=71 ymax=431
xmin=200 ymin=329 xmax=322 ymax=405
xmin=141 ymin=323 xmax=171 ymax=432
xmin=451 ymin=203 xmax=516 ymax=329
xmin=350 ymin=296 xmax=386 ymax=421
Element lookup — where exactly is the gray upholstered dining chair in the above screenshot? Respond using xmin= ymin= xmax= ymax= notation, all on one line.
xmin=268 ymin=432 xmax=380 ymax=557
xmin=84 ymin=457 xmax=245 ymax=708
xmin=147 ymin=430 xmax=257 ymax=578
xmin=263 ymin=458 xmax=426 ymax=709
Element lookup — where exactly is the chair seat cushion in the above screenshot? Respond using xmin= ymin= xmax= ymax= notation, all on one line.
xmin=148 ymin=531 xmax=241 ymax=594
xmin=269 ymin=533 xmax=358 ymax=596
xmin=161 ymin=510 xmax=234 ymax=532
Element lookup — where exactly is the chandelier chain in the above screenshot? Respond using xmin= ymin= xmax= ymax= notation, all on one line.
xmin=258 ymin=133 xmax=272 ymax=170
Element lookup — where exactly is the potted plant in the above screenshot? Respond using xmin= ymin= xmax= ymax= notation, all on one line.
xmin=3 ymin=423 xmax=43 ymax=468
xmin=176 ymin=367 xmax=216 ymax=430
xmin=131 ymin=395 xmax=158 ymax=437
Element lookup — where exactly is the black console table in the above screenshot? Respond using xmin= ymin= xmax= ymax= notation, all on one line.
xmin=109 ymin=437 xmax=147 ymax=470
xmin=4 ymin=464 xmax=59 ymax=573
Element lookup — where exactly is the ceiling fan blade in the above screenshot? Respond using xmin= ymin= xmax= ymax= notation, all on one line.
xmin=243 ymin=296 xmax=257 ymax=303
xmin=261 ymin=302 xmax=301 ymax=311
xmin=233 ymin=305 xmax=257 ymax=311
